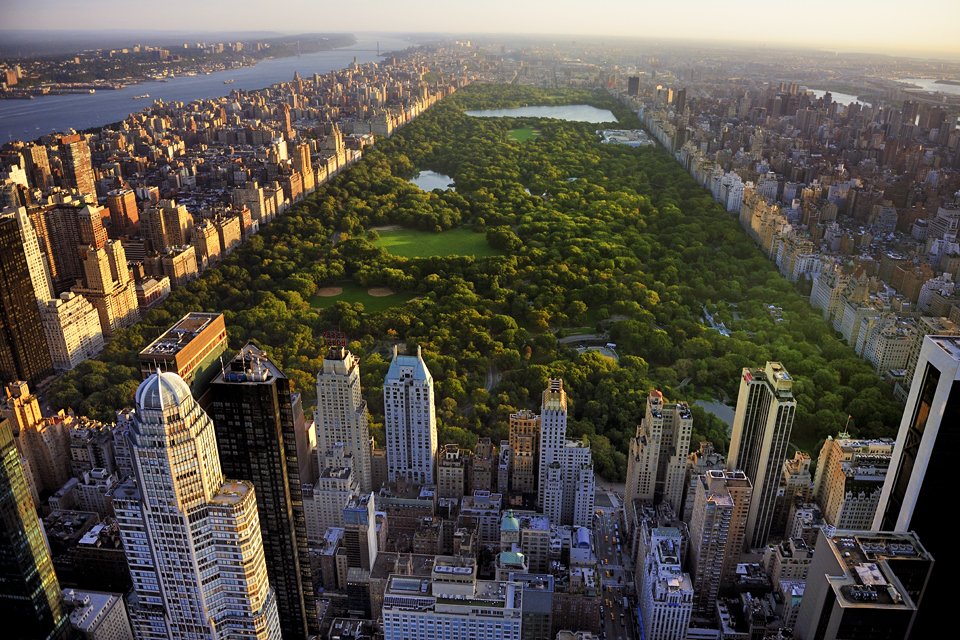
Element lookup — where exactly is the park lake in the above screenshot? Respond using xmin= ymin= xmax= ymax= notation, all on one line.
xmin=465 ymin=104 xmax=618 ymax=123
xmin=410 ymin=170 xmax=455 ymax=191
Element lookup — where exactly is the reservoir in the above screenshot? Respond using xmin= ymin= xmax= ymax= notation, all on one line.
xmin=0 ymin=35 xmax=412 ymax=142
xmin=465 ymin=104 xmax=618 ymax=123
xmin=410 ymin=171 xmax=455 ymax=191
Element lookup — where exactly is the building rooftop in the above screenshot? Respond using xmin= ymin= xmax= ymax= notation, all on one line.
xmin=139 ymin=312 xmax=223 ymax=359
xmin=825 ymin=531 xmax=932 ymax=610
xmin=211 ymin=479 xmax=252 ymax=506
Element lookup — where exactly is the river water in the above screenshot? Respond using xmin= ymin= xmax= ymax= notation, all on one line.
xmin=809 ymin=89 xmax=871 ymax=108
xmin=0 ymin=35 xmax=412 ymax=142
xmin=898 ymin=77 xmax=960 ymax=96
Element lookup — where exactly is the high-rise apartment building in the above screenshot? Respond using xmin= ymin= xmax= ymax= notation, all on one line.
xmin=7 ymin=206 xmax=53 ymax=305
xmin=209 ymin=344 xmax=315 ymax=640
xmin=381 ymin=556 xmax=523 ymax=640
xmin=688 ymin=470 xmax=752 ymax=616
xmin=0 ymin=417 xmax=69 ymax=640
xmin=794 ymin=529 xmax=932 ymax=640
xmin=72 ymin=240 xmax=139 ymax=337
xmin=2 ymin=381 xmax=71 ymax=497
xmin=537 ymin=379 xmax=567 ymax=511
xmin=58 ymin=134 xmax=96 ymax=198
xmin=114 ymin=371 xmax=282 ymax=640
xmin=875 ymin=334 xmax=959 ymax=636
xmin=141 ymin=199 xmax=192 ymax=252
xmin=39 ymin=292 xmax=104 ymax=371
xmin=813 ymin=435 xmax=894 ymax=531
xmin=23 ymin=143 xmax=52 ymax=191
xmin=105 ymin=188 xmax=139 ymax=237
xmin=315 ymin=346 xmax=373 ymax=492
xmin=384 ymin=346 xmax=436 ymax=485
xmin=0 ymin=212 xmax=53 ymax=385
xmin=535 ymin=380 xmax=595 ymax=527
xmin=728 ymin=362 xmax=796 ymax=549
xmin=625 ymin=390 xmax=692 ymax=514
xmin=509 ymin=409 xmax=539 ymax=494
xmin=639 ymin=526 xmax=693 ymax=640
xmin=437 ymin=443 xmax=466 ymax=499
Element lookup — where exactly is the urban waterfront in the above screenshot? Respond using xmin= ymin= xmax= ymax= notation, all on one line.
xmin=0 ymin=34 xmax=411 ymax=141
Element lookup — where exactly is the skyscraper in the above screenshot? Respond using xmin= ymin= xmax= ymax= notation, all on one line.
xmin=625 ymin=390 xmax=692 ymax=514
xmin=875 ymin=334 xmax=959 ymax=636
xmin=7 ymin=206 xmax=53 ymax=305
xmin=0 ymin=417 xmax=69 ymax=640
xmin=39 ymin=292 xmax=104 ymax=372
xmin=208 ymin=344 xmax=316 ymax=640
xmin=535 ymin=379 xmax=595 ymax=527
xmin=105 ymin=188 xmax=139 ymax=238
xmin=794 ymin=529 xmax=932 ymax=640
xmin=639 ymin=526 xmax=693 ymax=640
xmin=72 ymin=239 xmax=139 ymax=337
xmin=384 ymin=345 xmax=436 ymax=485
xmin=688 ymin=470 xmax=752 ymax=615
xmin=813 ymin=435 xmax=894 ymax=531
xmin=58 ymin=134 xmax=96 ymax=199
xmin=114 ymin=371 xmax=282 ymax=640
xmin=315 ymin=346 xmax=373 ymax=492
xmin=1 ymin=213 xmax=53 ymax=386
xmin=728 ymin=362 xmax=796 ymax=548
xmin=508 ymin=409 xmax=539 ymax=494
xmin=537 ymin=379 xmax=567 ymax=511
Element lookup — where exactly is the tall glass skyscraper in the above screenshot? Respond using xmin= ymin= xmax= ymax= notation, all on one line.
xmin=0 ymin=417 xmax=68 ymax=640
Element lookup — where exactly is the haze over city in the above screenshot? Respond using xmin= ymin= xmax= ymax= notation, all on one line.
xmin=2 ymin=0 xmax=959 ymax=57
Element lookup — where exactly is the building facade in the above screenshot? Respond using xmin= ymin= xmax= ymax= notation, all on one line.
xmin=39 ymin=292 xmax=104 ymax=371
xmin=113 ymin=371 xmax=282 ymax=640
xmin=315 ymin=346 xmax=373 ymax=492
xmin=384 ymin=346 xmax=436 ymax=485
xmin=728 ymin=362 xmax=796 ymax=549
xmin=625 ymin=390 xmax=692 ymax=514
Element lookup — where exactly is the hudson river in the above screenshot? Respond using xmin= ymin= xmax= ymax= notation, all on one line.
xmin=0 ymin=35 xmax=412 ymax=142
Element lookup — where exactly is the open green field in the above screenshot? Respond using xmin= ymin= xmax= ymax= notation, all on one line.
xmin=309 ymin=282 xmax=415 ymax=313
xmin=508 ymin=126 xmax=540 ymax=142
xmin=375 ymin=227 xmax=502 ymax=258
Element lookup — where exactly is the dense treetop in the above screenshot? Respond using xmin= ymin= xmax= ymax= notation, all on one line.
xmin=50 ymin=84 xmax=902 ymax=480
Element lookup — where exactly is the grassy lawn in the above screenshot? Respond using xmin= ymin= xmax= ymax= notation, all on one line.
xmin=309 ymin=282 xmax=415 ymax=313
xmin=508 ymin=126 xmax=540 ymax=142
xmin=375 ymin=227 xmax=502 ymax=258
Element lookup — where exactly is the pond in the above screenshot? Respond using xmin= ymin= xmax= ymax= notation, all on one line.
xmin=410 ymin=170 xmax=455 ymax=191
xmin=465 ymin=104 xmax=618 ymax=123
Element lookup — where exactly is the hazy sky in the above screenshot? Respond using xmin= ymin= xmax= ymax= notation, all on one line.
xmin=3 ymin=0 xmax=959 ymax=57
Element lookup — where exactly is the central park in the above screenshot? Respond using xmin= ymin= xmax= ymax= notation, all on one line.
xmin=49 ymin=84 xmax=902 ymax=481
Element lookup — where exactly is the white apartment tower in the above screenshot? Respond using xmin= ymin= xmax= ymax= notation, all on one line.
xmin=383 ymin=345 xmax=436 ymax=485
xmin=728 ymin=362 xmax=796 ymax=549
xmin=114 ymin=371 xmax=282 ymax=640
xmin=536 ymin=379 xmax=595 ymax=527
xmin=640 ymin=528 xmax=693 ymax=640
xmin=315 ymin=346 xmax=372 ymax=492
xmin=537 ymin=379 xmax=567 ymax=510
xmin=625 ymin=390 xmax=692 ymax=513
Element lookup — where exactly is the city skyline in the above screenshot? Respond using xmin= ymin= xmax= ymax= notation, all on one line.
xmin=1 ymin=17 xmax=956 ymax=638
xmin=1 ymin=1 xmax=959 ymax=58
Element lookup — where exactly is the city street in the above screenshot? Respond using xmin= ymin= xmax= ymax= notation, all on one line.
xmin=595 ymin=489 xmax=636 ymax=640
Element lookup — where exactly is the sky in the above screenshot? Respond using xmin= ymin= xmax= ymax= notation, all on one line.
xmin=2 ymin=0 xmax=959 ymax=58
